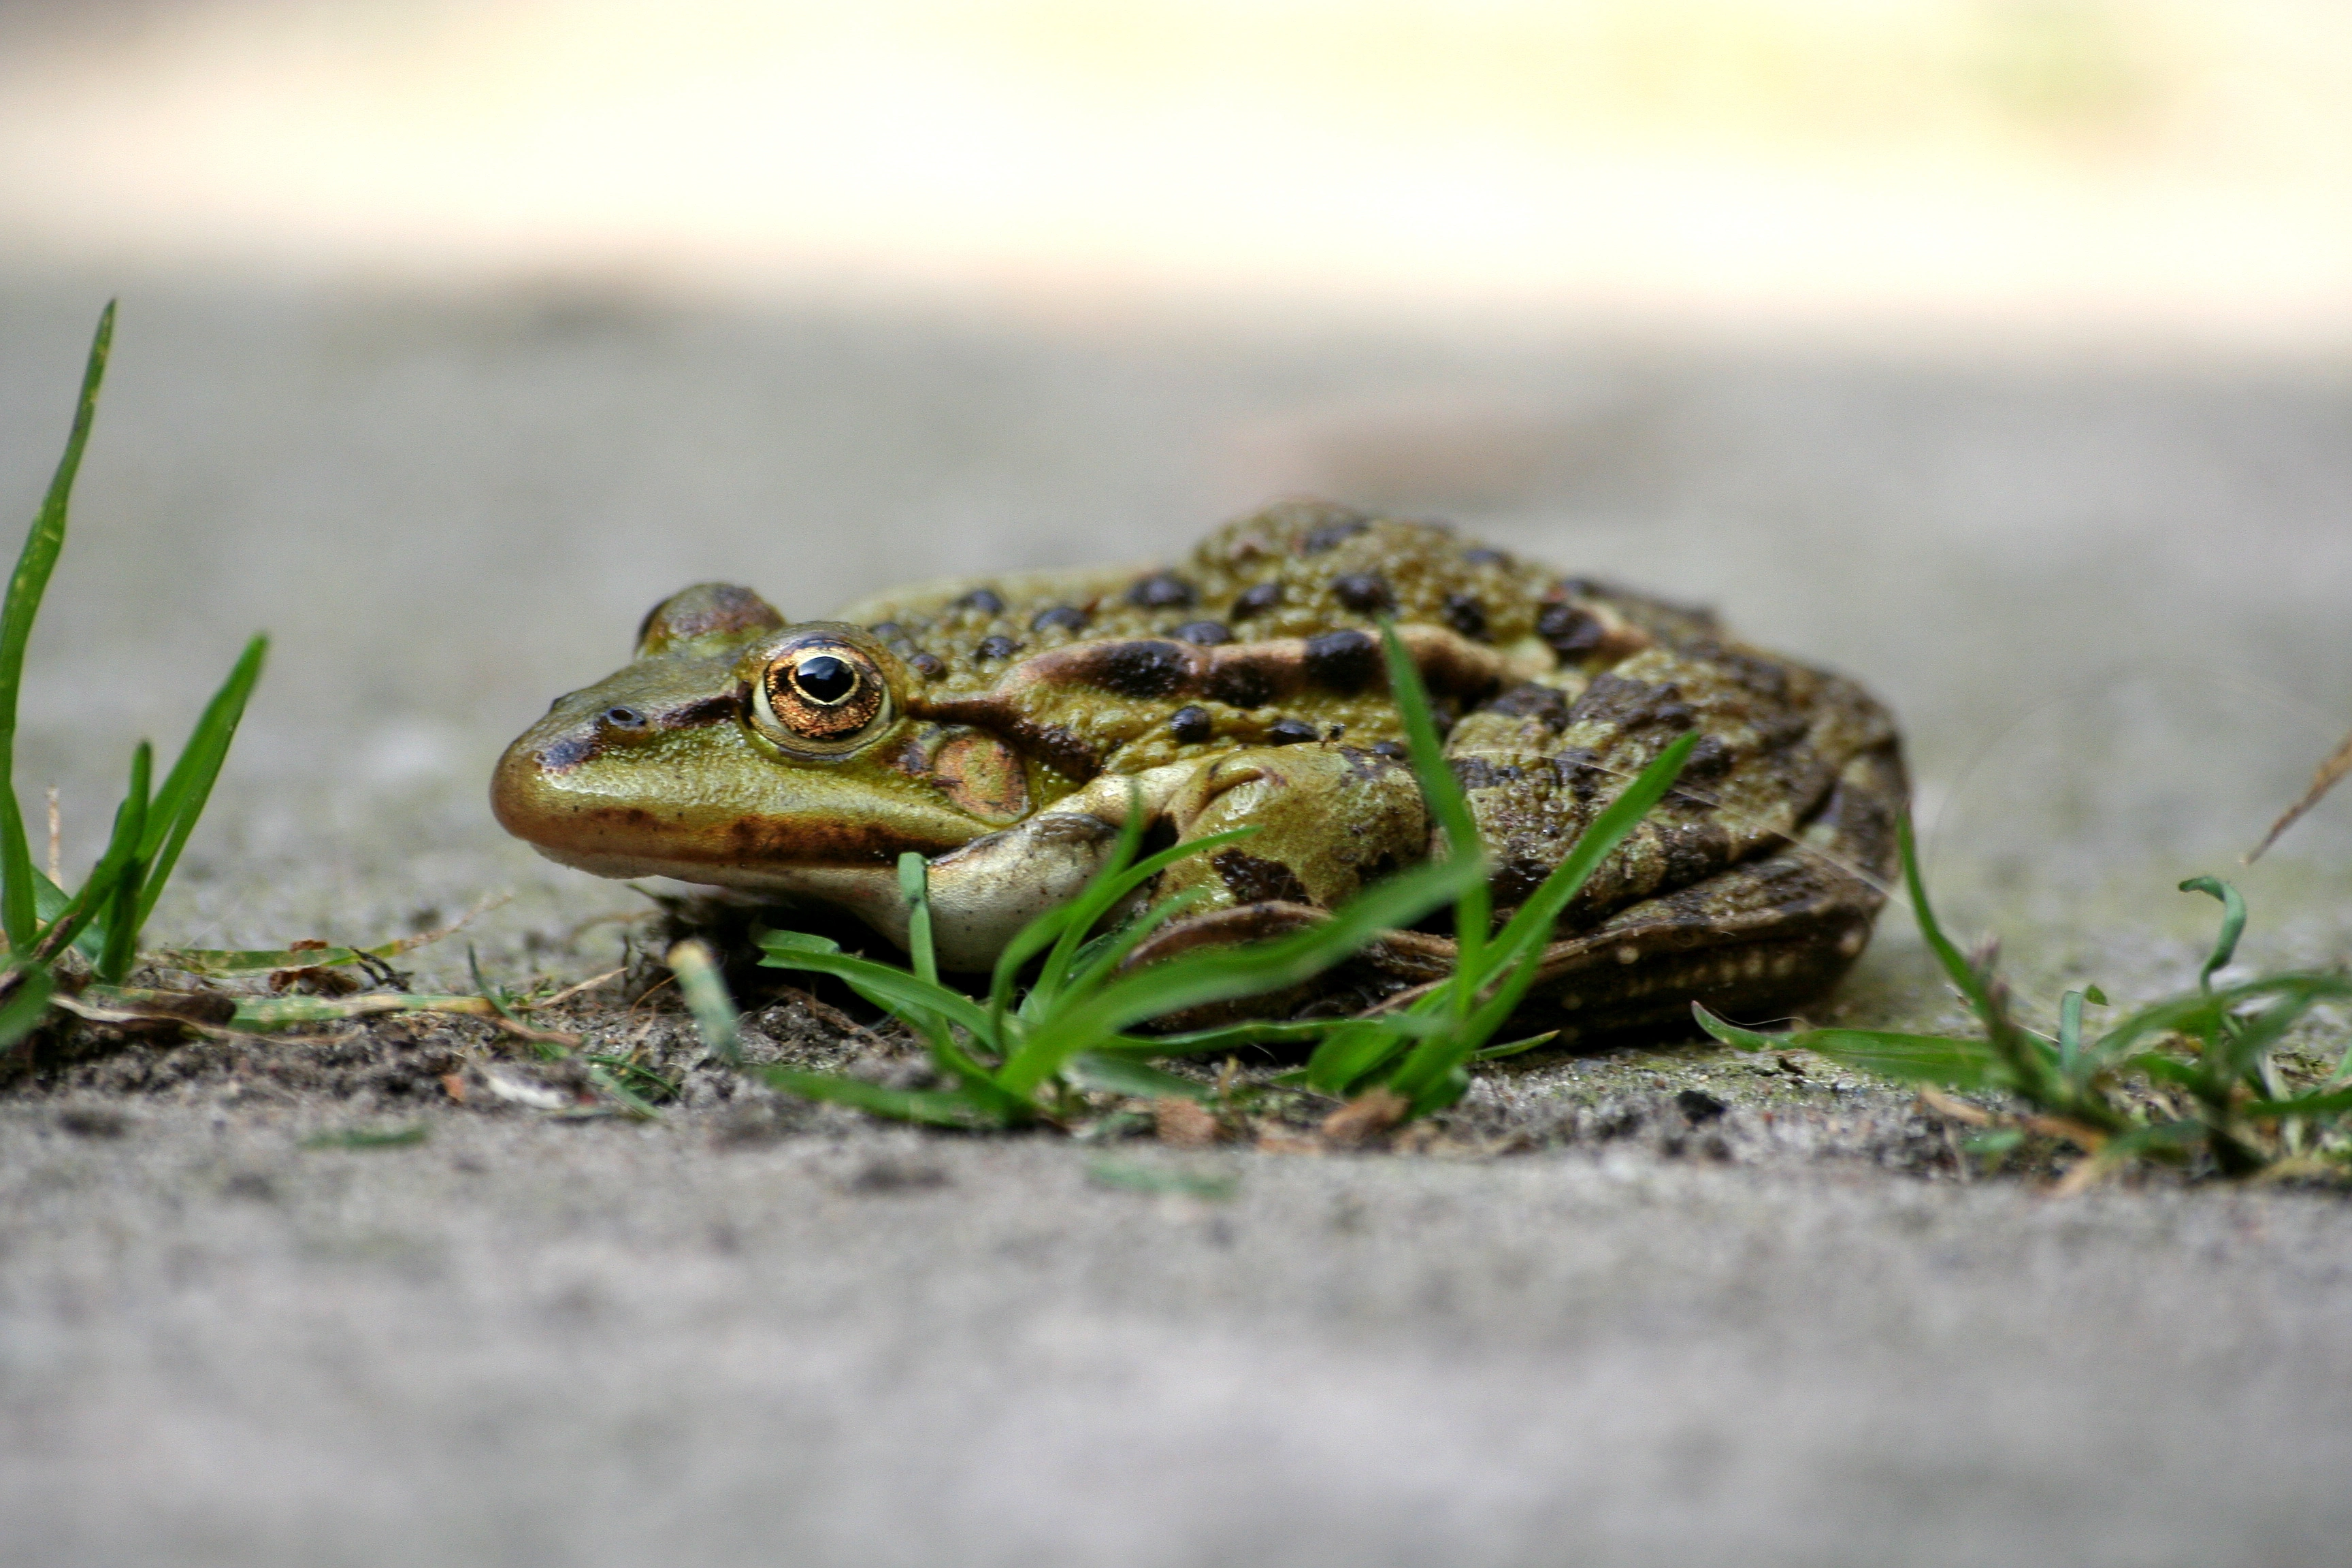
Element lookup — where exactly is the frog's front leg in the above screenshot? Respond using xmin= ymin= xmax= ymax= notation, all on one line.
xmin=1147 ymin=745 xmax=1431 ymax=916
xmin=858 ymin=745 xmax=1427 ymax=970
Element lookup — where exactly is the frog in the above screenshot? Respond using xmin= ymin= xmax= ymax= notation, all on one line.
xmin=493 ymin=499 xmax=1906 ymax=1043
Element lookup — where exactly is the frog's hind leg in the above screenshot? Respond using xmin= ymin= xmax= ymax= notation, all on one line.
xmin=1360 ymin=740 xmax=1907 ymax=1042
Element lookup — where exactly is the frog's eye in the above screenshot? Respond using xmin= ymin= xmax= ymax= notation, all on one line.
xmin=751 ymin=638 xmax=892 ymax=753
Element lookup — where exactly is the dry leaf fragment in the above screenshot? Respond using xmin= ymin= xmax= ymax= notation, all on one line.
xmin=1154 ymin=1096 xmax=1221 ymax=1147
xmin=2247 ymin=726 xmax=2352 ymax=864
xmin=1318 ymin=1087 xmax=1409 ymax=1146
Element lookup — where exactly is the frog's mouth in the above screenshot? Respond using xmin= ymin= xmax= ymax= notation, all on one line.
xmin=489 ymin=712 xmax=985 ymax=894
xmin=493 ymin=713 xmax=1164 ymax=968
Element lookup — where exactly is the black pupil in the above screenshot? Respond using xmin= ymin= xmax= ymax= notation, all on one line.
xmin=792 ymin=655 xmax=857 ymax=704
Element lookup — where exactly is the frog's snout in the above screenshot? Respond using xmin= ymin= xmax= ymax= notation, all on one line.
xmin=490 ymin=713 xmax=627 ymax=871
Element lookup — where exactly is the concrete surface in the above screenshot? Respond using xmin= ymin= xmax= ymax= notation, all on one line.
xmin=2 ymin=272 xmax=2351 ymax=1565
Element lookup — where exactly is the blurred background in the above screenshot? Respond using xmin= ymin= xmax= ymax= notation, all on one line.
xmin=0 ymin=0 xmax=2347 ymax=984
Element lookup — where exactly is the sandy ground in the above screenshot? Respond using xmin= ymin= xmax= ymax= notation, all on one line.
xmin=3 ymin=273 xmax=2351 ymax=1565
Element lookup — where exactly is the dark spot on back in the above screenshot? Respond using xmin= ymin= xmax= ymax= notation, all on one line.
xmin=1332 ymin=572 xmax=1393 ymax=613
xmin=975 ymin=636 xmax=1021 ymax=661
xmin=1680 ymin=734 xmax=1734 ymax=783
xmin=1443 ymin=593 xmax=1488 ymax=640
xmin=953 ymin=587 xmax=1005 ymax=615
xmin=1206 ymin=659 xmax=1275 ymax=710
xmin=1230 ymin=581 xmax=1283 ymax=619
xmin=1303 ymin=629 xmax=1381 ymax=693
xmin=1211 ymin=849 xmax=1311 ymax=905
xmin=1265 ymin=717 xmax=1319 ymax=745
xmin=909 ymin=652 xmax=945 ymax=679
xmin=1490 ymin=853 xmax=1550 ymax=907
xmin=1127 ymin=572 xmax=1196 ymax=610
xmin=1486 ymin=681 xmax=1570 ymax=731
xmin=1554 ymin=747 xmax=1605 ymax=802
xmin=1301 ymin=516 xmax=1370 ymax=553
xmin=1571 ymin=673 xmax=1695 ymax=732
xmin=1169 ymin=704 xmax=1213 ymax=744
xmin=1031 ymin=604 xmax=1090 ymax=634
xmin=1090 ymin=640 xmax=1192 ymax=698
xmin=1462 ymin=547 xmax=1512 ymax=568
xmin=1372 ymin=739 xmax=1408 ymax=760
xmin=1174 ymin=620 xmax=1231 ymax=646
xmin=1537 ymin=602 xmax=1606 ymax=662
xmin=868 ymin=621 xmax=904 ymax=640
xmin=1451 ymin=756 xmax=1524 ymax=791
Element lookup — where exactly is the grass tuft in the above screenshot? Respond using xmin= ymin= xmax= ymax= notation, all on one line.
xmin=1696 ymin=817 xmax=2352 ymax=1184
xmin=0 ymin=306 xmax=270 ymax=1056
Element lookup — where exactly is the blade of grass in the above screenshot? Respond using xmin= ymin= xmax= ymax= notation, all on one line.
xmin=95 ymin=740 xmax=150 ymax=983
xmin=1376 ymin=620 xmax=1488 ymax=1015
xmin=134 ymin=634 xmax=267 ymax=927
xmin=762 ymin=1068 xmax=1004 ymax=1127
xmin=1897 ymin=813 xmax=2000 ymax=1033
xmin=1062 ymin=1051 xmax=1216 ymax=1102
xmin=755 ymin=928 xmax=1031 ymax=1117
xmin=33 ymin=742 xmax=156 ymax=964
xmin=999 ymin=852 xmax=1480 ymax=1096
xmin=1693 ymin=1004 xmax=2015 ymax=1092
xmin=2179 ymin=876 xmax=2247 ymax=995
xmin=0 ymin=964 xmax=54 ymax=1048
xmin=666 ymin=938 xmax=742 ymax=1066
xmin=0 ymin=303 xmax=112 ymax=954
xmin=757 ymin=939 xmax=997 ymax=1040
xmin=894 ymin=851 xmax=961 ymax=1060
xmin=1385 ymin=732 xmax=1697 ymax=1108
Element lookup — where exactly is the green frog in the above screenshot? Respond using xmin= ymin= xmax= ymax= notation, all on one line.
xmin=493 ymin=500 xmax=1905 ymax=1041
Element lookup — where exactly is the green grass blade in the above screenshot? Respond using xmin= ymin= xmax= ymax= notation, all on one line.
xmin=1035 ymin=787 xmax=1148 ymax=1001
xmin=1000 ymin=853 xmax=1480 ymax=1096
xmin=757 ymin=939 xmax=996 ymax=1039
xmin=0 ymin=302 xmax=114 ymax=952
xmin=1302 ymin=1016 xmax=1417 ymax=1096
xmin=1781 ymin=1028 xmax=2014 ymax=1092
xmin=896 ymin=851 xmax=962 ymax=1058
xmin=1385 ymin=732 xmax=1696 ymax=1105
xmin=34 ymin=741 xmax=155 ymax=964
xmin=1377 ymin=619 xmax=1488 ymax=1013
xmin=755 ymin=930 xmax=1027 ymax=1112
xmin=584 ymin=1060 xmax=664 ymax=1120
xmin=1695 ymin=1003 xmax=2014 ymax=1092
xmin=134 ymin=634 xmax=267 ymax=927
xmin=95 ymin=741 xmax=150 ymax=983
xmin=1469 ymin=1031 xmax=1559 ymax=1061
xmin=1063 ymin=887 xmax=1214 ymax=998
xmin=988 ymin=896 xmax=1085 ymax=1034
xmin=667 ymin=938 xmax=742 ymax=1065
xmin=2178 ymin=876 xmax=2247 ymax=995
xmin=2089 ymin=973 xmax=2352 ymax=1064
xmin=1690 ymin=1003 xmax=1780 ymax=1051
xmin=762 ymin=1068 xmax=1009 ymax=1127
xmin=0 ymin=964 xmax=55 ymax=1047
xmin=1062 ymin=1051 xmax=1215 ymax=1101
xmin=1896 ymin=813 xmax=1999 ymax=1034
xmin=1085 ymin=1018 xmax=1339 ymax=1057
xmin=2242 ymin=1084 xmax=2352 ymax=1120
xmin=899 ymin=851 xmax=940 ymax=986
xmin=2057 ymin=987 xmax=2088 ymax=1083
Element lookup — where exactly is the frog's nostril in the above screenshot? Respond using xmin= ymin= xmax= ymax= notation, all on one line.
xmin=602 ymin=705 xmax=648 ymax=730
